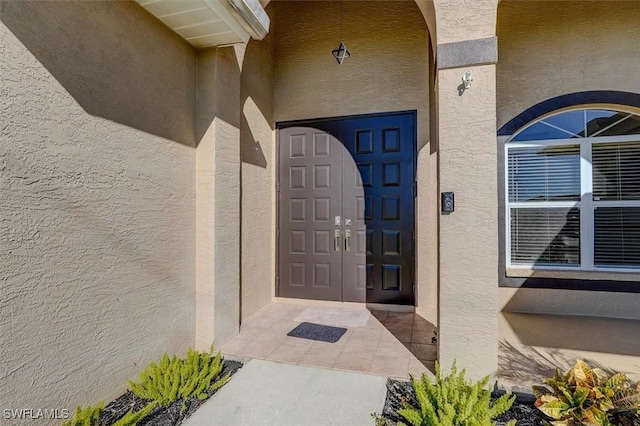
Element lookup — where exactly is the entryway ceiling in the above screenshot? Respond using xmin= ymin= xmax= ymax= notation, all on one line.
xmin=135 ymin=0 xmax=269 ymax=48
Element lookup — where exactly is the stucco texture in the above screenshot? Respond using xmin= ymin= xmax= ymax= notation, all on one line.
xmin=195 ymin=46 xmax=242 ymax=350
xmin=497 ymin=0 xmax=640 ymax=390
xmin=496 ymin=1 xmax=640 ymax=314
xmin=436 ymin=65 xmax=499 ymax=379
xmin=497 ymin=1 xmax=640 ymax=130
xmin=240 ymin=16 xmax=275 ymax=322
xmin=272 ymin=1 xmax=436 ymax=320
xmin=1 ymin=1 xmax=196 ymax=420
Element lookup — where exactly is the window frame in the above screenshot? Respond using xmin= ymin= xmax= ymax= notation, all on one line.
xmin=505 ymin=107 xmax=640 ymax=273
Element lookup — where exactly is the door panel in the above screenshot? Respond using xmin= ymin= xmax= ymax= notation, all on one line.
xmin=278 ymin=112 xmax=416 ymax=305
xmin=342 ymin=114 xmax=415 ymax=304
xmin=341 ymin=149 xmax=367 ymax=302
xmin=279 ymin=127 xmax=342 ymax=301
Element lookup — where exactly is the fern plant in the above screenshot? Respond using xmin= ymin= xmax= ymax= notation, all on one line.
xmin=127 ymin=345 xmax=230 ymax=409
xmin=533 ymin=359 xmax=640 ymax=426
xmin=61 ymin=402 xmax=104 ymax=426
xmin=397 ymin=361 xmax=516 ymax=426
xmin=112 ymin=402 xmax=157 ymax=426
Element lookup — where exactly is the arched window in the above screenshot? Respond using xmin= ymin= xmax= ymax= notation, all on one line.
xmin=506 ymin=107 xmax=640 ymax=270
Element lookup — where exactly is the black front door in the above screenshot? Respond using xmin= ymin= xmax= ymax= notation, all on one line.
xmin=278 ymin=111 xmax=416 ymax=305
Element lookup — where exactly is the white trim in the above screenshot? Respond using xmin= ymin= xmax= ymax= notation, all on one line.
xmin=539 ymin=121 xmax=583 ymax=138
xmin=590 ymin=134 xmax=640 ymax=144
xmin=507 ymin=140 xmax=582 ymax=148
xmin=507 ymin=264 xmax=640 ymax=273
xmin=593 ymin=200 xmax=640 ymax=207
xmin=505 ymin=144 xmax=511 ymax=267
xmin=508 ymin=201 xmax=579 ymax=209
xmin=580 ymin=140 xmax=594 ymax=269
xmin=203 ymin=0 xmax=251 ymax=43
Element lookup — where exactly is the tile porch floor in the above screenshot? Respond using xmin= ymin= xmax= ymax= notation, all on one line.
xmin=218 ymin=302 xmax=437 ymax=379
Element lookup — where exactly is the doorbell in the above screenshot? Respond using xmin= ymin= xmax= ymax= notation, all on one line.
xmin=441 ymin=192 xmax=454 ymax=213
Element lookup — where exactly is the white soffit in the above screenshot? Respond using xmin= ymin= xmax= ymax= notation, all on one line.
xmin=135 ymin=0 xmax=268 ymax=48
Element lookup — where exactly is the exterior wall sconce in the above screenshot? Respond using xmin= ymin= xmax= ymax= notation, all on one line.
xmin=462 ymin=71 xmax=473 ymax=89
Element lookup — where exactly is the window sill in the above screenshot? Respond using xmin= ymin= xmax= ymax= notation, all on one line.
xmin=506 ymin=267 xmax=640 ymax=282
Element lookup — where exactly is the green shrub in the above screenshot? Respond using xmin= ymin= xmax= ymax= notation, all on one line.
xmin=112 ymin=402 xmax=157 ymax=426
xmin=397 ymin=361 xmax=516 ymax=426
xmin=127 ymin=345 xmax=230 ymax=409
xmin=533 ymin=359 xmax=640 ymax=426
xmin=62 ymin=403 xmax=104 ymax=426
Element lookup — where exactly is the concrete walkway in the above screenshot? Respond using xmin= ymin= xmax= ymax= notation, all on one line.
xmin=183 ymin=359 xmax=388 ymax=426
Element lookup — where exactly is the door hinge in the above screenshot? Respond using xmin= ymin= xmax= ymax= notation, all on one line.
xmin=277 ymin=182 xmax=280 ymax=192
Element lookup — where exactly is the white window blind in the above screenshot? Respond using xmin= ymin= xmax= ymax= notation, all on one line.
xmin=506 ymin=108 xmax=640 ymax=271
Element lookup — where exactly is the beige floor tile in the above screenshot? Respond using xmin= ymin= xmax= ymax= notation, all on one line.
xmin=410 ymin=343 xmax=437 ymax=361
xmin=305 ymin=339 xmax=348 ymax=353
xmin=266 ymin=343 xmax=311 ymax=364
xmin=369 ymin=355 xmax=410 ymax=378
xmin=280 ymin=335 xmax=315 ymax=349
xmin=375 ymin=340 xmax=410 ymax=358
xmin=277 ymin=305 xmax=308 ymax=320
xmin=298 ymin=345 xmax=343 ymax=368
xmin=218 ymin=336 xmax=252 ymax=356
xmin=271 ymin=319 xmax=303 ymax=334
xmin=362 ymin=317 xmax=385 ymax=330
xmin=370 ymin=310 xmax=389 ymax=322
xmin=351 ymin=327 xmax=382 ymax=341
xmin=242 ymin=310 xmax=283 ymax=327
xmin=341 ymin=336 xmax=379 ymax=354
xmin=411 ymin=328 xmax=435 ymax=344
xmin=408 ymin=357 xmax=430 ymax=378
xmin=420 ymin=360 xmax=436 ymax=373
xmin=236 ymin=339 xmax=281 ymax=360
xmin=384 ymin=327 xmax=412 ymax=343
xmin=332 ymin=351 xmax=375 ymax=373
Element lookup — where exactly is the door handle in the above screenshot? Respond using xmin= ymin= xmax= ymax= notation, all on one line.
xmin=344 ymin=230 xmax=351 ymax=251
xmin=334 ymin=230 xmax=341 ymax=251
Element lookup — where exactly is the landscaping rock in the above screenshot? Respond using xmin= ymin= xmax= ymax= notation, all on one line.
xmin=98 ymin=360 xmax=242 ymax=426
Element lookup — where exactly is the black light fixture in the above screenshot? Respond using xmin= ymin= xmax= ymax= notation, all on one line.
xmin=331 ymin=1 xmax=350 ymax=65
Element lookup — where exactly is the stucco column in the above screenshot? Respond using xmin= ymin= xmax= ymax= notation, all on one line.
xmin=436 ymin=62 xmax=498 ymax=379
xmin=433 ymin=0 xmax=499 ymax=378
xmin=196 ymin=47 xmax=242 ymax=350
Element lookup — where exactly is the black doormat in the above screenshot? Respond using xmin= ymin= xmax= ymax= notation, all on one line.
xmin=287 ymin=322 xmax=347 ymax=343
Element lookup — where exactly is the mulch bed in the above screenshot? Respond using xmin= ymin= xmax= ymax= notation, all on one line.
xmin=98 ymin=360 xmax=242 ymax=426
xmin=380 ymin=379 xmax=550 ymax=426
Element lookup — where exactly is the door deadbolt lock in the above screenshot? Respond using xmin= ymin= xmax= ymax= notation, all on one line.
xmin=335 ymin=216 xmax=341 ymax=226
xmin=345 ymin=218 xmax=351 ymax=226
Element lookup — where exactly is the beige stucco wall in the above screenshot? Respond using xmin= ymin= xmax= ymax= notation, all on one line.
xmin=436 ymin=64 xmax=499 ymax=380
xmin=433 ymin=0 xmax=497 ymax=44
xmin=0 ymin=1 xmax=196 ymax=419
xmin=239 ymin=16 xmax=275 ymax=322
xmin=496 ymin=0 xmax=640 ymax=314
xmin=497 ymin=1 xmax=640 ymax=130
xmin=195 ymin=46 xmax=242 ymax=350
xmin=497 ymin=0 xmax=640 ymax=389
xmin=272 ymin=1 xmax=436 ymax=322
